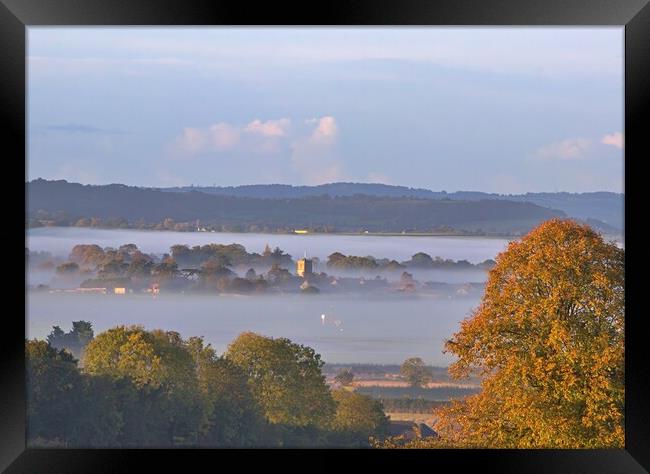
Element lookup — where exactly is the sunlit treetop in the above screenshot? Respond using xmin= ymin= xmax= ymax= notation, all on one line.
xmin=437 ymin=219 xmax=624 ymax=448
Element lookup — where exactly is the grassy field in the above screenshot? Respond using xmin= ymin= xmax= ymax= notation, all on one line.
xmin=356 ymin=385 xmax=479 ymax=401
xmin=386 ymin=412 xmax=439 ymax=426
xmin=351 ymin=380 xmax=478 ymax=389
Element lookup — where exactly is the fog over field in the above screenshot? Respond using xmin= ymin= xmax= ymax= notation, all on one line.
xmin=27 ymin=227 xmax=511 ymax=263
xmin=25 ymin=227 xmax=505 ymax=365
xmin=27 ymin=292 xmax=480 ymax=365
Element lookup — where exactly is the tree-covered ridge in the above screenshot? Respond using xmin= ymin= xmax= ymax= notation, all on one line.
xmin=27 ymin=179 xmax=571 ymax=235
xmin=162 ymin=182 xmax=623 ymax=231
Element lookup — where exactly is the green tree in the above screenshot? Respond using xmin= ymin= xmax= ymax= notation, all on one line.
xmin=330 ymin=389 xmax=390 ymax=446
xmin=436 ymin=219 xmax=625 ymax=448
xmin=407 ymin=252 xmax=434 ymax=268
xmin=334 ymin=368 xmax=355 ymax=386
xmin=185 ymin=337 xmax=264 ymax=447
xmin=71 ymin=374 xmax=124 ymax=447
xmin=26 ymin=340 xmax=83 ymax=445
xmin=245 ymin=268 xmax=257 ymax=280
xmin=400 ymin=357 xmax=432 ymax=388
xmin=46 ymin=321 xmax=94 ymax=360
xmin=225 ymin=332 xmax=336 ymax=428
xmin=83 ymin=326 xmax=203 ymax=446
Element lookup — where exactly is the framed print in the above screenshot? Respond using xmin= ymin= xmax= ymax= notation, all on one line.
xmin=2 ymin=0 xmax=649 ymax=471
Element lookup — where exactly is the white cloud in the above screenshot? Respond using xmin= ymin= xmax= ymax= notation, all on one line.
xmin=171 ymin=122 xmax=239 ymax=156
xmin=291 ymin=116 xmax=345 ymax=184
xmin=244 ymin=118 xmax=291 ymax=137
xmin=175 ymin=127 xmax=207 ymax=155
xmin=601 ymin=131 xmax=623 ymax=149
xmin=169 ymin=116 xmax=344 ymax=185
xmin=173 ymin=120 xmax=295 ymax=158
xmin=306 ymin=116 xmax=338 ymax=144
xmin=208 ymin=123 xmax=240 ymax=150
xmin=534 ymin=138 xmax=592 ymax=160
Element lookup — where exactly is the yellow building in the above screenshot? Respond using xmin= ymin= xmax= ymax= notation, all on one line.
xmin=296 ymin=257 xmax=313 ymax=277
xmin=294 ymin=229 xmax=309 ymax=234
xmin=114 ymin=287 xmax=126 ymax=295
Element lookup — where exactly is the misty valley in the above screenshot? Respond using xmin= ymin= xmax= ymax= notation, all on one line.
xmin=27 ymin=228 xmax=501 ymax=366
xmin=19 ymin=24 xmax=626 ymax=453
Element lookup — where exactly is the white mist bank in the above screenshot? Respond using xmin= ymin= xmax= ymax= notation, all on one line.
xmin=27 ymin=227 xmax=512 ymax=263
xmin=26 ymin=292 xmax=480 ymax=366
xmin=25 ymin=228 xmax=512 ymax=365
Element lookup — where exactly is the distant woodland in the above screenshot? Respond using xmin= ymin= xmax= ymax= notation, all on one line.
xmin=164 ymin=182 xmax=623 ymax=230
xmin=25 ymin=179 xmax=621 ymax=236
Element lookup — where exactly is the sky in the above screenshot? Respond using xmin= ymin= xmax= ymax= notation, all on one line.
xmin=27 ymin=27 xmax=624 ymax=193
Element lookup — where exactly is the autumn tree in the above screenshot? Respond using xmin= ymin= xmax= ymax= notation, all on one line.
xmin=55 ymin=262 xmax=79 ymax=275
xmin=436 ymin=219 xmax=624 ymax=448
xmin=97 ymin=258 xmax=129 ymax=279
xmin=400 ymin=357 xmax=432 ymax=388
xmin=68 ymin=244 xmax=105 ymax=267
xmin=125 ymin=251 xmax=154 ymax=277
xmin=151 ymin=258 xmax=179 ymax=286
xmin=225 ymin=332 xmax=336 ymax=428
xmin=199 ymin=259 xmax=234 ymax=289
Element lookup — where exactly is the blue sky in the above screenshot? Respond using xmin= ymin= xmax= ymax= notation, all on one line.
xmin=27 ymin=27 xmax=624 ymax=193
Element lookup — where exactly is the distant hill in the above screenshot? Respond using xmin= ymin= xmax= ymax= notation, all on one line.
xmin=163 ymin=183 xmax=623 ymax=231
xmin=27 ymin=179 xmax=576 ymax=235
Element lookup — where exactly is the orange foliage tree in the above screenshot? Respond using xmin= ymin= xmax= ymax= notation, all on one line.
xmin=435 ymin=219 xmax=624 ymax=448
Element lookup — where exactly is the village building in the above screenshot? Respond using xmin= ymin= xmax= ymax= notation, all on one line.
xmin=296 ymin=254 xmax=313 ymax=277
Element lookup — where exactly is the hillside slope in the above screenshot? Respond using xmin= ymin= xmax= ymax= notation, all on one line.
xmin=162 ymin=183 xmax=622 ymax=230
xmin=28 ymin=179 xmax=569 ymax=235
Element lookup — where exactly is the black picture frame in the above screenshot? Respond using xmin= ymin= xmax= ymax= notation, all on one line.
xmin=2 ymin=0 xmax=648 ymax=471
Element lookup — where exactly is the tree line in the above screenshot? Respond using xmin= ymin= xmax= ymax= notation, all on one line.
xmin=32 ymin=241 xmax=493 ymax=295
xmin=27 ymin=179 xmax=566 ymax=235
xmin=28 ymin=325 xmax=390 ymax=448
xmin=327 ymin=251 xmax=495 ymax=271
